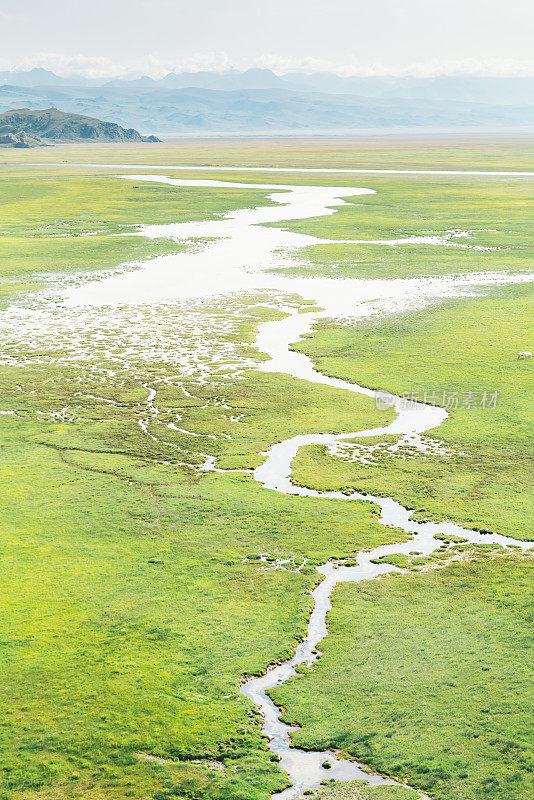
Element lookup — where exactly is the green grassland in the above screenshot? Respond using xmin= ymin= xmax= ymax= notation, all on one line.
xmin=271 ymin=553 xmax=534 ymax=800
xmin=291 ymin=282 xmax=533 ymax=540
xmin=315 ymin=782 xmax=421 ymax=800
xmin=2 ymin=134 xmax=534 ymax=169
xmin=2 ymin=153 xmax=533 ymax=300
xmin=0 ymin=168 xmax=276 ymax=301
xmin=0 ymin=267 xmax=392 ymax=798
xmin=0 ymin=141 xmax=532 ymax=800
xmin=0 ymin=380 xmax=395 ymax=800
xmin=277 ymin=176 xmax=534 ymax=278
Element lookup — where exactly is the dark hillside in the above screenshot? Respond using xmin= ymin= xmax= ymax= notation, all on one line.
xmin=0 ymin=107 xmax=161 ymax=147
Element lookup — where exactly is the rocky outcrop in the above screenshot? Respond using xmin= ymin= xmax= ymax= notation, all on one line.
xmin=0 ymin=107 xmax=161 ymax=146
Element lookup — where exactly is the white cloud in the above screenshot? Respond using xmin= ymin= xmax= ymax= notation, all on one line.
xmin=2 ymin=51 xmax=534 ymax=80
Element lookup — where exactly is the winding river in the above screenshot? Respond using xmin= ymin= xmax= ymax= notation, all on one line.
xmin=242 ymin=306 xmax=532 ymax=799
xmin=41 ymin=166 xmax=534 ymax=798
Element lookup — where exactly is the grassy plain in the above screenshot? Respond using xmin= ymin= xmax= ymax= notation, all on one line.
xmin=0 ymin=156 xmax=393 ymax=799
xmin=0 ymin=414 xmax=392 ymax=800
xmin=0 ymin=139 xmax=532 ymax=800
xmin=1 ymin=134 xmax=534 ymax=169
xmin=279 ymin=176 xmax=534 ymax=278
xmin=315 ymin=783 xmax=421 ymax=800
xmin=272 ymin=553 xmax=534 ymax=800
xmin=0 ymin=330 xmax=392 ymax=800
xmin=292 ymin=282 xmax=533 ymax=540
xmin=0 ymin=167 xmax=276 ymax=302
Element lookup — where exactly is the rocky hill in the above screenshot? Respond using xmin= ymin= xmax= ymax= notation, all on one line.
xmin=0 ymin=107 xmax=161 ymax=147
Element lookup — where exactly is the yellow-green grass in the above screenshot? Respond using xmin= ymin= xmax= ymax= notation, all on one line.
xmin=1 ymin=140 xmax=533 ymax=800
xmin=2 ymin=135 xmax=534 ymax=170
xmin=0 ymin=153 xmax=398 ymax=799
xmin=292 ymin=282 xmax=534 ymax=540
xmin=315 ymin=782 xmax=421 ymax=800
xmin=276 ymin=176 xmax=534 ymax=278
xmin=0 ymin=365 xmax=395 ymax=799
xmin=2 ymin=156 xmax=533 ymax=300
xmin=271 ymin=553 xmax=534 ymax=800
xmin=0 ymin=169 xmax=276 ymax=301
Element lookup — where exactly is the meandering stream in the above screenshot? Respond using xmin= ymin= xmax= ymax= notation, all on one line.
xmin=14 ymin=166 xmax=533 ymax=799
xmin=241 ymin=306 xmax=533 ymax=799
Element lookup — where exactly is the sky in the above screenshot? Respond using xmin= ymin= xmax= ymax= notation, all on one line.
xmin=1 ymin=0 xmax=534 ymax=78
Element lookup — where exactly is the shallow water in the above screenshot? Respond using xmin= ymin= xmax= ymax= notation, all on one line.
xmin=65 ymin=173 xmax=532 ymax=315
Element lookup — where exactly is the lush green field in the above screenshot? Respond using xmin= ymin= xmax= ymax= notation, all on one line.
xmin=279 ymin=176 xmax=534 ymax=278
xmin=315 ymin=783 xmax=421 ymax=800
xmin=271 ymin=553 xmax=534 ymax=800
xmin=0 ymin=349 xmax=392 ymax=800
xmin=0 ymin=158 xmax=393 ymax=799
xmin=292 ymin=282 xmax=533 ymax=540
xmin=0 ymin=417 xmax=391 ymax=800
xmin=0 ymin=167 xmax=277 ymax=302
xmin=2 ymin=134 xmax=534 ymax=169
xmin=0 ymin=140 xmax=532 ymax=800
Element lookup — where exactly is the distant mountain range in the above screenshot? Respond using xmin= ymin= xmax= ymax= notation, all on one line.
xmin=0 ymin=68 xmax=533 ymax=134
xmin=0 ymin=107 xmax=160 ymax=147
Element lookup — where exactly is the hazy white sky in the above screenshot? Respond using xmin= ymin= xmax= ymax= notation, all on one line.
xmin=1 ymin=0 xmax=534 ymax=77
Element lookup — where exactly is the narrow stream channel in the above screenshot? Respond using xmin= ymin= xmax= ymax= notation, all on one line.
xmin=239 ymin=307 xmax=533 ymax=799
